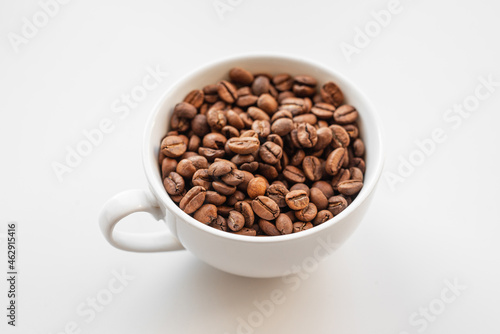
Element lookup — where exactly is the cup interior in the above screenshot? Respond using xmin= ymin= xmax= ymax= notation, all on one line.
xmin=143 ymin=54 xmax=383 ymax=242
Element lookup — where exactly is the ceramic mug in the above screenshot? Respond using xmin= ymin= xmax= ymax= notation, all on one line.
xmin=99 ymin=54 xmax=384 ymax=278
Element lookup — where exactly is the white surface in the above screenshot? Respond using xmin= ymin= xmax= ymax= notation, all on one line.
xmin=1 ymin=0 xmax=499 ymax=333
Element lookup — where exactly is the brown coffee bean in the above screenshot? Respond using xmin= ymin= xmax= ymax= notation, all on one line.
xmin=334 ymin=105 xmax=359 ymax=124
xmin=293 ymin=222 xmax=313 ymax=233
xmin=217 ymin=206 xmax=233 ymax=217
xmin=236 ymin=95 xmax=259 ymax=108
xmin=212 ymin=181 xmax=236 ymax=196
xmin=325 ymin=147 xmax=345 ymax=175
xmin=293 ymin=75 xmax=317 ymax=97
xmin=353 ymin=138 xmax=365 ymax=157
xmin=207 ymin=160 xmax=232 ymax=178
xmin=257 ymin=94 xmax=278 ymax=114
xmin=330 ymin=124 xmax=350 ymax=148
xmin=227 ymin=211 xmax=245 ymax=232
xmin=174 ymin=102 xmax=197 ymax=119
xmin=286 ymin=190 xmax=309 ymax=210
xmin=163 ymin=172 xmax=185 ymax=195
xmin=258 ymin=163 xmax=279 ymax=180
xmin=290 ymin=150 xmax=305 ymax=166
xmin=252 ymin=196 xmax=280 ymax=220
xmin=277 ymin=91 xmax=295 ymax=103
xmin=252 ymin=76 xmax=270 ymax=96
xmin=349 ymin=167 xmax=364 ymax=181
xmin=221 ymin=169 xmax=245 ymax=186
xmin=310 ymin=187 xmax=328 ymax=211
xmin=227 ymin=137 xmax=260 ymax=154
xmin=266 ymin=184 xmax=289 ymax=208
xmin=343 ymin=124 xmax=359 ymax=139
xmin=313 ymin=210 xmax=333 ymax=226
xmin=161 ymin=136 xmax=187 ymax=158
xmin=252 ymin=120 xmax=271 ymax=139
xmin=221 ymin=126 xmax=240 ymax=139
xmin=311 ymin=102 xmax=336 ymax=119
xmin=314 ymin=127 xmax=333 ymax=151
xmin=271 ymin=110 xmax=293 ymax=122
xmin=275 ymin=214 xmax=293 ymax=234
xmin=234 ymin=201 xmax=255 ymax=227
xmin=283 ymin=165 xmax=306 ymax=184
xmin=229 ymin=67 xmax=254 ymax=85
xmin=247 ymin=106 xmax=270 ymax=121
xmin=280 ymin=97 xmax=311 ymax=116
xmin=170 ymin=190 xmax=185 ymax=203
xmin=259 ymin=141 xmax=283 ymax=165
xmin=337 ymin=180 xmax=363 ymax=196
xmin=217 ymin=80 xmax=238 ymax=104
xmin=179 ymin=186 xmax=206 ymax=214
xmin=205 ymin=191 xmax=226 ymax=206
xmin=161 ymin=158 xmax=177 ymax=179
xmin=192 ymin=169 xmax=211 ymax=189
xmin=176 ymin=159 xmax=196 ymax=178
xmin=295 ymin=202 xmax=317 ymax=222
xmin=187 ymin=135 xmax=201 ymax=152
xmin=293 ymin=113 xmax=317 ymax=125
xmin=207 ymin=108 xmax=227 ymax=131
xmin=258 ymin=219 xmax=280 ymax=236
xmin=170 ymin=113 xmax=190 ymax=132
xmin=240 ymin=161 xmax=259 ymax=172
xmin=328 ymin=195 xmax=348 ymax=216
xmin=191 ymin=114 xmax=210 ymax=137
xmin=273 ymin=74 xmax=294 ymax=91
xmin=247 ymin=176 xmax=268 ymax=199
xmin=302 ymin=156 xmax=322 ymax=181
xmin=209 ymin=215 xmax=228 ymax=231
xmin=351 ymin=157 xmax=366 ymax=173
xmin=225 ymin=110 xmax=244 ymax=130
xmin=183 ymin=89 xmax=204 ymax=109
xmin=194 ymin=204 xmax=217 ymax=224
xmin=267 ymin=134 xmax=284 ymax=148
xmin=231 ymin=154 xmax=254 ymax=165
xmin=290 ymin=183 xmax=310 ymax=197
xmin=297 ymin=123 xmax=318 ymax=148
xmin=271 ymin=118 xmax=294 ymax=136
xmin=320 ymin=82 xmax=344 ymax=107
xmin=312 ymin=181 xmax=334 ymax=198
xmin=234 ymin=227 xmax=257 ymax=236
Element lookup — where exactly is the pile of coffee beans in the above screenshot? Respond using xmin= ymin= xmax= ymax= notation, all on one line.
xmin=159 ymin=67 xmax=366 ymax=236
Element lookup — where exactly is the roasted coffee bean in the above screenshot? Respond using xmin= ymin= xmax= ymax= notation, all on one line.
xmin=343 ymin=124 xmax=359 ymax=139
xmin=174 ymin=102 xmax=197 ymax=119
xmin=295 ymin=202 xmax=317 ymax=222
xmin=217 ymin=206 xmax=233 ymax=217
xmin=176 ymin=159 xmax=196 ymax=178
xmin=286 ymin=190 xmax=309 ymax=210
xmin=271 ymin=110 xmax=293 ymax=122
xmin=271 ymin=118 xmax=294 ymax=136
xmin=252 ymin=76 xmax=270 ymax=96
xmin=297 ymin=123 xmax=318 ymax=148
xmin=334 ymin=105 xmax=358 ymax=124
xmin=237 ymin=95 xmax=259 ymax=108
xmin=221 ymin=169 xmax=245 ymax=186
xmin=191 ymin=114 xmax=210 ymax=137
xmin=231 ymin=154 xmax=254 ymax=165
xmin=234 ymin=227 xmax=257 ymax=236
xmin=277 ymin=91 xmax=295 ymax=103
xmin=179 ymin=186 xmax=206 ymax=214
xmin=194 ymin=204 xmax=218 ymax=224
xmin=192 ymin=169 xmax=211 ymax=189
xmin=257 ymin=94 xmax=278 ymax=114
xmin=229 ymin=67 xmax=254 ymax=85
xmin=330 ymin=124 xmax=350 ymax=148
xmin=311 ymin=103 xmax=336 ymax=119
xmin=217 ymin=80 xmax=238 ymax=104
xmin=273 ymin=74 xmax=294 ymax=91
xmin=226 ymin=110 xmax=245 ymax=130
xmin=184 ymin=89 xmax=204 ymax=109
xmin=267 ymin=134 xmax=284 ymax=148
xmin=247 ymin=176 xmax=268 ymax=199
xmin=314 ymin=127 xmax=333 ymax=151
xmin=252 ymin=196 xmax=280 ymax=220
xmin=337 ymin=180 xmax=363 ymax=196
xmin=293 ymin=113 xmax=317 ymax=125
xmin=161 ymin=136 xmax=187 ymax=158
xmin=320 ymin=82 xmax=344 ymax=107
xmin=312 ymin=181 xmax=334 ymax=198
xmin=227 ymin=137 xmax=260 ymax=154
xmin=235 ymin=201 xmax=255 ymax=227
xmin=205 ymin=191 xmax=226 ymax=206
xmin=240 ymin=161 xmax=259 ymax=172
xmin=258 ymin=219 xmax=280 ymax=236
xmin=351 ymin=157 xmax=366 ymax=173
xmin=328 ymin=196 xmax=348 ymax=216
xmin=267 ymin=183 xmax=289 ymax=208
xmin=293 ymin=75 xmax=317 ymax=97
xmin=310 ymin=187 xmax=328 ymax=211
xmin=170 ymin=113 xmax=190 ymax=132
xmin=252 ymin=120 xmax=271 ymax=139
xmin=163 ymin=172 xmax=185 ymax=195
xmin=161 ymin=158 xmax=178 ymax=179
xmin=280 ymin=97 xmax=311 ymax=116
xmin=290 ymin=183 xmax=310 ymax=197
xmin=227 ymin=211 xmax=245 ymax=232
xmin=258 ymin=163 xmax=279 ymax=180
xmin=353 ymin=138 xmax=365 ymax=157
xmin=209 ymin=215 xmax=228 ymax=231
xmin=313 ymin=210 xmax=333 ymax=226
xmin=221 ymin=125 xmax=240 ymax=138
xmin=276 ymin=214 xmax=293 ymax=234
xmin=283 ymin=165 xmax=306 ymax=184
xmin=170 ymin=190 xmax=185 ymax=203
xmin=293 ymin=222 xmax=313 ymax=233
xmin=325 ymin=148 xmax=345 ymax=175
xmin=349 ymin=167 xmax=364 ymax=181
xmin=187 ymin=135 xmax=201 ymax=152
xmin=259 ymin=141 xmax=283 ymax=164
xmin=208 ymin=160 xmax=232 ymax=178
xmin=290 ymin=150 xmax=305 ymax=166
xmin=212 ymin=181 xmax=236 ymax=196
xmin=302 ymin=156 xmax=322 ymax=181
xmin=207 ymin=108 xmax=227 ymax=131
xmin=248 ymin=106 xmax=270 ymax=121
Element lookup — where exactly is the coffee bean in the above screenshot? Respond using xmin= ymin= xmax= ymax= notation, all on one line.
xmin=191 ymin=114 xmax=210 ymax=137
xmin=271 ymin=110 xmax=293 ymax=122
xmin=187 ymin=135 xmax=201 ymax=152
xmin=229 ymin=67 xmax=254 ymax=85
xmin=161 ymin=136 xmax=187 ymax=158
xmin=314 ymin=127 xmax=333 ymax=151
xmin=325 ymin=147 xmax=345 ymax=175
xmin=334 ymin=105 xmax=358 ymax=124
xmin=179 ymin=186 xmax=206 ymax=214
xmin=174 ymin=102 xmax=197 ymax=119
xmin=209 ymin=215 xmax=228 ymax=231
xmin=221 ymin=126 xmax=240 ymax=139
xmin=234 ymin=201 xmax=255 ymax=227
xmin=227 ymin=137 xmax=260 ymax=154
xmin=271 ymin=118 xmax=294 ymax=136
xmin=302 ymin=156 xmax=322 ymax=181
xmin=293 ymin=113 xmax=317 ymax=125
xmin=163 ymin=172 xmax=185 ymax=195
xmin=194 ymin=204 xmax=217 ymax=224
xmin=267 ymin=134 xmax=284 ymax=148
xmin=208 ymin=160 xmax=232 ymax=178
xmin=349 ymin=167 xmax=364 ymax=181
xmin=176 ymin=159 xmax=196 ymax=178
xmin=353 ymin=138 xmax=365 ymax=157
xmin=293 ymin=222 xmax=313 ymax=233
xmin=240 ymin=161 xmax=259 ymax=172
xmin=277 ymin=91 xmax=295 ymax=103
xmin=280 ymin=97 xmax=311 ymax=116
xmin=221 ymin=169 xmax=245 ymax=186
xmin=161 ymin=158 xmax=177 ymax=179
xmin=310 ymin=187 xmax=328 ymax=211
xmin=313 ymin=210 xmax=333 ymax=226
xmin=236 ymin=94 xmax=259 ymax=108
xmin=218 ymin=206 xmax=233 ymax=217
xmin=183 ymin=89 xmax=204 ymax=109
xmin=290 ymin=149 xmax=305 ymax=166
xmin=351 ymin=157 xmax=366 ymax=173
xmin=192 ymin=169 xmax=211 ymax=189
xmin=283 ymin=165 xmax=306 ymax=184
xmin=234 ymin=227 xmax=257 ymax=236
xmin=293 ymin=75 xmax=317 ymax=97
xmin=297 ymin=123 xmax=318 ymax=148
xmin=311 ymin=102 xmax=336 ymax=119
xmin=258 ymin=219 xmax=281 ymax=236
xmin=295 ymin=202 xmax=317 ymax=222
xmin=252 ymin=76 xmax=270 ymax=96
xmin=212 ymin=181 xmax=236 ymax=196
xmin=267 ymin=184 xmax=289 ymax=208
xmin=257 ymin=94 xmax=278 ymax=114
xmin=286 ymin=190 xmax=309 ymax=210
xmin=276 ymin=214 xmax=293 ymax=234
xmin=330 ymin=125 xmax=350 ymax=150
xmin=252 ymin=196 xmax=280 ymax=220
xmin=320 ymin=82 xmax=344 ymax=107
xmin=312 ymin=181 xmax=334 ymax=198
xmin=259 ymin=141 xmax=283 ymax=165
xmin=343 ymin=124 xmax=359 ymax=139
xmin=290 ymin=183 xmax=310 ymax=197
xmin=227 ymin=211 xmax=245 ymax=232
xmin=247 ymin=176 xmax=268 ymax=199
xmin=328 ymin=195 xmax=348 ymax=216
xmin=205 ymin=191 xmax=226 ymax=206
xmin=258 ymin=163 xmax=279 ymax=180
xmin=170 ymin=113 xmax=190 ymax=132
xmin=273 ymin=74 xmax=294 ymax=91
xmin=337 ymin=180 xmax=363 ymax=196
xmin=217 ymin=80 xmax=238 ymax=104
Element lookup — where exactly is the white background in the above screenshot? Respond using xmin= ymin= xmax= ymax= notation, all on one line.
xmin=1 ymin=0 xmax=500 ymax=333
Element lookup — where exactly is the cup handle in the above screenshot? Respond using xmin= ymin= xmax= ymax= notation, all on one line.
xmin=99 ymin=189 xmax=184 ymax=252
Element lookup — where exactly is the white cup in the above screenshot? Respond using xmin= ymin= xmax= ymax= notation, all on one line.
xmin=99 ymin=54 xmax=384 ymax=278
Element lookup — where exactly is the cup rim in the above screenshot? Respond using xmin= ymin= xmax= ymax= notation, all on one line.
xmin=143 ymin=53 xmax=384 ymax=244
